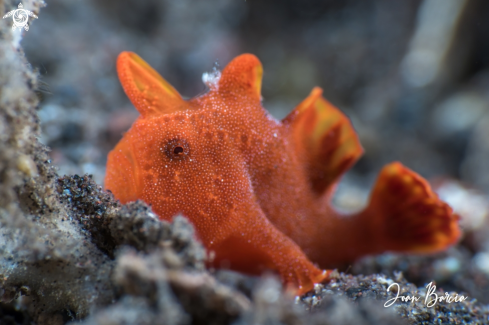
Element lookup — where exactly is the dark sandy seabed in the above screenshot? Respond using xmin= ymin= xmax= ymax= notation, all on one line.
xmin=1 ymin=0 xmax=489 ymax=324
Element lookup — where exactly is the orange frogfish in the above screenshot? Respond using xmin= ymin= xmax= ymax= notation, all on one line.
xmin=105 ymin=52 xmax=461 ymax=294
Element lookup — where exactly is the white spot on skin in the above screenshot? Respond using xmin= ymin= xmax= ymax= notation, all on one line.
xmin=202 ymin=68 xmax=221 ymax=90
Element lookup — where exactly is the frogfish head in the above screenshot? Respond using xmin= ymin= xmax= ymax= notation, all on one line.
xmin=105 ymin=52 xmax=272 ymax=242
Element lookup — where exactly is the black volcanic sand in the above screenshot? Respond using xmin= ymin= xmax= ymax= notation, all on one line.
xmin=1 ymin=0 xmax=489 ymax=324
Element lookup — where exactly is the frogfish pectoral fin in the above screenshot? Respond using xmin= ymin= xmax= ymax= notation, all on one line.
xmin=209 ymin=209 xmax=331 ymax=295
xmin=117 ymin=51 xmax=188 ymax=117
xmin=360 ymin=162 xmax=461 ymax=254
xmin=283 ymin=87 xmax=364 ymax=196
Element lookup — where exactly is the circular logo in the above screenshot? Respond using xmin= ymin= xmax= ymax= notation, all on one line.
xmin=13 ymin=9 xmax=29 ymax=28
xmin=2 ymin=3 xmax=38 ymax=32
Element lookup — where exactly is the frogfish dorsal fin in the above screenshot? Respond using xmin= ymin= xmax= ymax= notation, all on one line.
xmin=117 ymin=51 xmax=187 ymax=117
xmin=218 ymin=54 xmax=263 ymax=101
xmin=283 ymin=87 xmax=363 ymax=195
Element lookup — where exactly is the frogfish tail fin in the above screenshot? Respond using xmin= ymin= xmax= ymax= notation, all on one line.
xmin=360 ymin=162 xmax=461 ymax=254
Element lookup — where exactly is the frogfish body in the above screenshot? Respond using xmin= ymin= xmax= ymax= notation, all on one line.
xmin=105 ymin=52 xmax=461 ymax=294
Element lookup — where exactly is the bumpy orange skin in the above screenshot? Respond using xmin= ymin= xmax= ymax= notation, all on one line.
xmin=105 ymin=52 xmax=461 ymax=295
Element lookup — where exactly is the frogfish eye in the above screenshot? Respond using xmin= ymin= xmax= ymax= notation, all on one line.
xmin=163 ymin=138 xmax=190 ymax=161
xmin=174 ymin=146 xmax=184 ymax=155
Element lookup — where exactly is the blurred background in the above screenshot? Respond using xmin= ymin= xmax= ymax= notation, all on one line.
xmin=19 ymin=0 xmax=489 ymax=303
xmin=24 ymin=0 xmax=489 ymax=194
